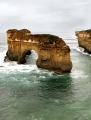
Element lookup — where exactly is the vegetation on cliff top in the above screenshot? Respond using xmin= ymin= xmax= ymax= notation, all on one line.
xmin=7 ymin=29 xmax=65 ymax=44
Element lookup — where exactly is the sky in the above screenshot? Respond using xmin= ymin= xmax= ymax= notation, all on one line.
xmin=0 ymin=0 xmax=91 ymax=34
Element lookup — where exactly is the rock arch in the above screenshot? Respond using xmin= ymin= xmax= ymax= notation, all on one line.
xmin=5 ymin=29 xmax=72 ymax=74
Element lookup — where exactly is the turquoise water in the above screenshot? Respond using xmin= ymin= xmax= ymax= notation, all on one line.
xmin=0 ymin=34 xmax=91 ymax=120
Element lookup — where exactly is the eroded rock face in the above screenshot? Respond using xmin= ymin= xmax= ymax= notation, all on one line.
xmin=75 ymin=29 xmax=91 ymax=53
xmin=5 ymin=29 xmax=72 ymax=74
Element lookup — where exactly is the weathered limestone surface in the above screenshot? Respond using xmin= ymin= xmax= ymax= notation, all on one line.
xmin=5 ymin=29 xmax=72 ymax=74
xmin=76 ymin=29 xmax=91 ymax=53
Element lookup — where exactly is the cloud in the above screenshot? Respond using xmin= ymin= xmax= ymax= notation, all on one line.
xmin=0 ymin=2 xmax=17 ymax=17
xmin=0 ymin=0 xmax=91 ymax=33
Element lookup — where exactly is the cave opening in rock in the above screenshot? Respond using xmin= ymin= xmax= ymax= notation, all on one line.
xmin=25 ymin=50 xmax=38 ymax=65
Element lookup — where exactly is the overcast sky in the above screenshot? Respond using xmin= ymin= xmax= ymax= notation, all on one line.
xmin=0 ymin=0 xmax=91 ymax=34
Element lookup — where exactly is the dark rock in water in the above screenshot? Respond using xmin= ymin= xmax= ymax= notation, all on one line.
xmin=75 ymin=29 xmax=91 ymax=54
xmin=4 ymin=56 xmax=10 ymax=62
xmin=4 ymin=29 xmax=72 ymax=74
xmin=0 ymin=66 xmax=4 ymax=67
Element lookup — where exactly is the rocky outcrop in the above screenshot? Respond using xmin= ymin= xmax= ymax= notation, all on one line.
xmin=5 ymin=29 xmax=72 ymax=74
xmin=75 ymin=29 xmax=91 ymax=53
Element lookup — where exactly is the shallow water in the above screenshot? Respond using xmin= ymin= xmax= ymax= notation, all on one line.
xmin=0 ymin=33 xmax=91 ymax=120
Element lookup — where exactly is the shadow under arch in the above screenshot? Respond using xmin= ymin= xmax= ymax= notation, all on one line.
xmin=19 ymin=49 xmax=38 ymax=64
xmin=25 ymin=50 xmax=38 ymax=65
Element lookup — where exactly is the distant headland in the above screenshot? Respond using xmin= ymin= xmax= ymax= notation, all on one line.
xmin=76 ymin=29 xmax=91 ymax=54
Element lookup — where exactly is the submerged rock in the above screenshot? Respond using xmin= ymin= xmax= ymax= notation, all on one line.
xmin=5 ymin=29 xmax=72 ymax=74
xmin=75 ymin=29 xmax=91 ymax=54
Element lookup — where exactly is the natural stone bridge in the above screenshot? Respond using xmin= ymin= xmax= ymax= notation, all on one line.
xmin=5 ymin=29 xmax=72 ymax=74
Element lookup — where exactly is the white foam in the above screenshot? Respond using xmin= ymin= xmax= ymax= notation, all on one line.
xmin=39 ymin=76 xmax=46 ymax=78
xmin=71 ymin=69 xmax=88 ymax=79
xmin=0 ymin=52 xmax=38 ymax=73
xmin=0 ymin=50 xmax=7 ymax=66
xmin=54 ymin=99 xmax=59 ymax=103
xmin=76 ymin=47 xmax=91 ymax=56
xmin=0 ymin=49 xmax=39 ymax=73
xmin=31 ymin=115 xmax=44 ymax=120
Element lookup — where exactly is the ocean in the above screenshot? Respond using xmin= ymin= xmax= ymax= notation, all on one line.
xmin=0 ymin=33 xmax=91 ymax=120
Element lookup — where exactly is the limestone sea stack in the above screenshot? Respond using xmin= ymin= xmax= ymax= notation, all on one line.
xmin=75 ymin=29 xmax=91 ymax=53
xmin=4 ymin=29 xmax=72 ymax=74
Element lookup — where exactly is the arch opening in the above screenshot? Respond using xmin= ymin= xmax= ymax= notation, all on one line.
xmin=25 ymin=50 xmax=38 ymax=65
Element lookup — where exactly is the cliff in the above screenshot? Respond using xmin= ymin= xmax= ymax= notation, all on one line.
xmin=75 ymin=29 xmax=91 ymax=53
xmin=5 ymin=29 xmax=72 ymax=74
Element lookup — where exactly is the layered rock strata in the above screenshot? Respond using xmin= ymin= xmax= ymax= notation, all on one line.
xmin=76 ymin=29 xmax=91 ymax=53
xmin=5 ymin=29 xmax=72 ymax=74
